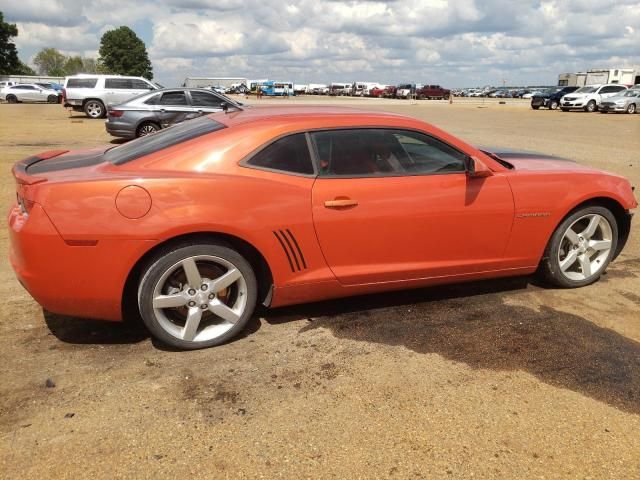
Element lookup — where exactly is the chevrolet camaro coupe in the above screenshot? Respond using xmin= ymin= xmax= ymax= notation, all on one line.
xmin=8 ymin=107 xmax=637 ymax=349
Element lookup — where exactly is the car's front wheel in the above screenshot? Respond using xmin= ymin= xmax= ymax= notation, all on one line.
xmin=539 ymin=206 xmax=618 ymax=288
xmin=549 ymin=100 xmax=559 ymax=110
xmin=627 ymin=103 xmax=636 ymax=114
xmin=138 ymin=243 xmax=258 ymax=350
xmin=585 ymin=100 xmax=597 ymax=112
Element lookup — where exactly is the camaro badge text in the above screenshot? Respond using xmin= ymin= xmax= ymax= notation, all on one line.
xmin=516 ymin=212 xmax=551 ymax=218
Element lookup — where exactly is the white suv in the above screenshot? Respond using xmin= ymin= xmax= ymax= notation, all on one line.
xmin=560 ymin=84 xmax=628 ymax=112
xmin=63 ymin=75 xmax=159 ymax=118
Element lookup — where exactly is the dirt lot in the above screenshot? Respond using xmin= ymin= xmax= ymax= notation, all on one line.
xmin=1 ymin=98 xmax=639 ymax=479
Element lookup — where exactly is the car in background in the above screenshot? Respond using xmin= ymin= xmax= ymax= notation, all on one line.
xmin=105 ymin=88 xmax=243 ymax=139
xmin=396 ymin=84 xmax=416 ymax=99
xmin=598 ymin=89 xmax=640 ymax=114
xmin=560 ymin=84 xmax=628 ymax=112
xmin=531 ymin=86 xmax=580 ymax=110
xmin=0 ymin=80 xmax=17 ymax=92
xmin=9 ymin=107 xmax=637 ymax=350
xmin=63 ymin=74 xmax=160 ymax=119
xmin=3 ymin=84 xmax=60 ymax=104
xmin=416 ymin=85 xmax=450 ymax=100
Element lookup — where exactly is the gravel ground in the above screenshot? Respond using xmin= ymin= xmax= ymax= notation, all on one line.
xmin=1 ymin=98 xmax=639 ymax=479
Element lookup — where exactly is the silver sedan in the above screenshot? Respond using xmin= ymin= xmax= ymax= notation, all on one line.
xmin=105 ymin=88 xmax=243 ymax=139
xmin=599 ymin=89 xmax=640 ymax=114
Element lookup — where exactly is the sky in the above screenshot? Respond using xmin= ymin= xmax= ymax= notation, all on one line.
xmin=2 ymin=0 xmax=640 ymax=88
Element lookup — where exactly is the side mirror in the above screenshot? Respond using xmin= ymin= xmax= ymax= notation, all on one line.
xmin=221 ymin=102 xmax=228 ymax=113
xmin=466 ymin=156 xmax=493 ymax=178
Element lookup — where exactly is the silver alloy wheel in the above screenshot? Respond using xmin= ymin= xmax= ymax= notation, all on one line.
xmin=85 ymin=101 xmax=103 ymax=118
xmin=557 ymin=213 xmax=613 ymax=281
xmin=627 ymin=104 xmax=636 ymax=114
xmin=152 ymin=255 xmax=248 ymax=343
xmin=139 ymin=124 xmax=158 ymax=136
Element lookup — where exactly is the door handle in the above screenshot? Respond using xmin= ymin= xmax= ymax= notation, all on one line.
xmin=324 ymin=199 xmax=358 ymax=208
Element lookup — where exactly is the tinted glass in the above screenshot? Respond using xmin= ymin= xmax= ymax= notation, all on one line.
xmin=67 ymin=78 xmax=98 ymax=88
xmin=311 ymin=129 xmax=466 ymax=177
xmin=131 ymin=79 xmax=152 ymax=89
xmin=246 ymin=134 xmax=314 ymax=175
xmin=144 ymin=93 xmax=161 ymax=105
xmin=105 ymin=78 xmax=132 ymax=89
xmin=105 ymin=117 xmax=225 ymax=165
xmin=159 ymin=91 xmax=188 ymax=105
xmin=190 ymin=91 xmax=223 ymax=107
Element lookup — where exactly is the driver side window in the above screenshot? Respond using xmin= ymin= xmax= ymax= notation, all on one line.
xmin=310 ymin=129 xmax=467 ymax=177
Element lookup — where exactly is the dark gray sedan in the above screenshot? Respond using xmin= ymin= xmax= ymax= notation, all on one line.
xmin=105 ymin=88 xmax=243 ymax=139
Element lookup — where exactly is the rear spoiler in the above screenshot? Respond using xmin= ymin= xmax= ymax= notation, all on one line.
xmin=13 ymin=150 xmax=68 ymax=185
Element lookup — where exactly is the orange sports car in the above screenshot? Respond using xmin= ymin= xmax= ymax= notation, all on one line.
xmin=8 ymin=106 xmax=637 ymax=349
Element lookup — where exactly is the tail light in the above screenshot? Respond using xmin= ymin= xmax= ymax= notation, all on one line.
xmin=108 ymin=110 xmax=124 ymax=117
xmin=16 ymin=193 xmax=34 ymax=215
xmin=61 ymin=88 xmax=66 ymax=103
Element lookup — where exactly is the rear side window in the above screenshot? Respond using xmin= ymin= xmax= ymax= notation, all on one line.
xmin=105 ymin=117 xmax=225 ymax=165
xmin=131 ymin=79 xmax=152 ymax=89
xmin=245 ymin=134 xmax=314 ymax=175
xmin=105 ymin=78 xmax=132 ymax=89
xmin=67 ymin=78 xmax=97 ymax=88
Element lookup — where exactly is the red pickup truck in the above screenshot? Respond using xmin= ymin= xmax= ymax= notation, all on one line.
xmin=415 ymin=85 xmax=451 ymax=100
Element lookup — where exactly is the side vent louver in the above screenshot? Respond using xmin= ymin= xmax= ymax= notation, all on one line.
xmin=273 ymin=229 xmax=307 ymax=273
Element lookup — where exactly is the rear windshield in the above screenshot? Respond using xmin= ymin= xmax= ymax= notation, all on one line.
xmin=67 ymin=78 xmax=98 ymax=88
xmin=105 ymin=116 xmax=226 ymax=165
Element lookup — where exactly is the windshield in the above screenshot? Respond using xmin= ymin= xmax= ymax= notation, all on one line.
xmin=622 ymin=90 xmax=640 ymax=97
xmin=575 ymin=86 xmax=598 ymax=94
xmin=154 ymin=82 xmax=164 ymax=89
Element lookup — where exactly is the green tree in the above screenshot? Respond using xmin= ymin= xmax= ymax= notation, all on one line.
xmin=0 ymin=11 xmax=21 ymax=74
xmin=98 ymin=26 xmax=152 ymax=79
xmin=14 ymin=59 xmax=35 ymax=75
xmin=63 ymin=55 xmax=84 ymax=75
xmin=33 ymin=47 xmax=67 ymax=76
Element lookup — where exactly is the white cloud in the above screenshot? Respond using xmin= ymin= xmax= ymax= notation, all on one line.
xmin=3 ymin=0 xmax=639 ymax=87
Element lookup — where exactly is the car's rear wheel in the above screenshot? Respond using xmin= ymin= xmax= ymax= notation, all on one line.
xmin=136 ymin=121 xmax=160 ymax=137
xmin=539 ymin=206 xmax=617 ymax=288
xmin=549 ymin=100 xmax=559 ymax=110
xmin=138 ymin=243 xmax=257 ymax=350
xmin=84 ymin=99 xmax=105 ymax=118
xmin=6 ymin=95 xmax=18 ymax=104
xmin=585 ymin=100 xmax=597 ymax=112
xmin=627 ymin=103 xmax=636 ymax=114
xmin=47 ymin=95 xmax=58 ymax=103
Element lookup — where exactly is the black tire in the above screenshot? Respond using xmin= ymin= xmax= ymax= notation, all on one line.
xmin=443 ymin=94 xmax=450 ymax=100
xmin=84 ymin=99 xmax=105 ymax=119
xmin=532 ymin=105 xmax=540 ymax=110
xmin=627 ymin=103 xmax=636 ymax=114
xmin=538 ymin=205 xmax=618 ymax=288
xmin=47 ymin=95 xmax=58 ymax=103
xmin=585 ymin=100 xmax=597 ymax=112
xmin=6 ymin=95 xmax=18 ymax=104
xmin=136 ymin=121 xmax=160 ymax=137
xmin=138 ymin=242 xmax=258 ymax=350
xmin=549 ymin=100 xmax=559 ymax=110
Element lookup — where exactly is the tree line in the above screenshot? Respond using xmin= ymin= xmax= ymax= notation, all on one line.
xmin=0 ymin=11 xmax=153 ymax=79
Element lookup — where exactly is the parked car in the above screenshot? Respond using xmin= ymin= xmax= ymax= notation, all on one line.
xmin=3 ymin=84 xmax=60 ymax=104
xmin=531 ymin=86 xmax=580 ymax=110
xmin=416 ymin=85 xmax=451 ymax=100
xmin=9 ymin=107 xmax=636 ymax=349
xmin=0 ymin=80 xmax=17 ymax=92
xmin=62 ymin=74 xmax=160 ymax=119
xmin=560 ymin=84 xmax=628 ymax=112
xmin=396 ymin=84 xmax=415 ymax=99
xmin=35 ymin=82 xmax=63 ymax=93
xmin=598 ymin=89 xmax=640 ymax=114
xmin=105 ymin=88 xmax=243 ymax=139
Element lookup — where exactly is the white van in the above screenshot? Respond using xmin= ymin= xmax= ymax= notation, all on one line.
xmin=63 ymin=74 xmax=160 ymax=118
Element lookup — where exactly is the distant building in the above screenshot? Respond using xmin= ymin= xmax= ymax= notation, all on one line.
xmin=558 ymin=72 xmax=586 ymax=87
xmin=0 ymin=74 xmax=65 ymax=84
xmin=183 ymin=77 xmax=248 ymax=88
xmin=559 ymin=68 xmax=639 ymax=87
